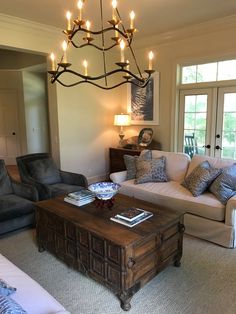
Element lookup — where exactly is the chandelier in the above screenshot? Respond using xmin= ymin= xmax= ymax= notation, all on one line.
xmin=48 ymin=0 xmax=155 ymax=90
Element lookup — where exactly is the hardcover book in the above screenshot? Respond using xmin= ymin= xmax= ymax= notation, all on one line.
xmin=64 ymin=196 xmax=95 ymax=207
xmin=110 ymin=210 xmax=153 ymax=227
xmin=68 ymin=189 xmax=94 ymax=200
xmin=116 ymin=207 xmax=145 ymax=222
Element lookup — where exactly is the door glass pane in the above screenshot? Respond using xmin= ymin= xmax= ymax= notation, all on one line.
xmin=221 ymin=93 xmax=236 ymax=159
xmin=183 ymin=94 xmax=208 ymax=158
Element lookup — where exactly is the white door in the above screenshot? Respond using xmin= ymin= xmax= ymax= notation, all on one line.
xmin=178 ymin=86 xmax=236 ymax=159
xmin=0 ymin=90 xmax=20 ymax=165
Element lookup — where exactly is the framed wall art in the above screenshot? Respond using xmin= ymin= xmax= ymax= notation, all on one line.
xmin=127 ymin=72 xmax=159 ymax=125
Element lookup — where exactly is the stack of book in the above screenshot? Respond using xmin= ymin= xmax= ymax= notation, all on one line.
xmin=110 ymin=207 xmax=153 ymax=227
xmin=64 ymin=189 xmax=95 ymax=206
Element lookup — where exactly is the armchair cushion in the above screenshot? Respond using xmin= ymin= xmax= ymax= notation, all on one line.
xmin=47 ymin=183 xmax=84 ymax=198
xmin=28 ymin=158 xmax=61 ymax=185
xmin=0 ymin=166 xmax=13 ymax=196
xmin=0 ymin=195 xmax=34 ymax=222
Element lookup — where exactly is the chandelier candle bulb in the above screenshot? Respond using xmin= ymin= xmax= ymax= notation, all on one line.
xmin=77 ymin=0 xmax=83 ymax=21
xmin=86 ymin=20 xmax=91 ymax=38
xmin=50 ymin=53 xmax=56 ymax=71
xmin=62 ymin=40 xmax=68 ymax=63
xmin=148 ymin=51 xmax=154 ymax=70
xmin=130 ymin=11 xmax=135 ymax=29
xmin=112 ymin=0 xmax=117 ymax=20
xmin=83 ymin=60 xmax=88 ymax=76
xmin=120 ymin=40 xmax=125 ymax=63
xmin=66 ymin=11 xmax=72 ymax=30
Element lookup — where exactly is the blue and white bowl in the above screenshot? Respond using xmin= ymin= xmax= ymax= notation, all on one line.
xmin=88 ymin=182 xmax=121 ymax=200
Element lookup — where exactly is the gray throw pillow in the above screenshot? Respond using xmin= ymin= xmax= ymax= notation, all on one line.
xmin=182 ymin=161 xmax=221 ymax=197
xmin=209 ymin=164 xmax=236 ymax=205
xmin=0 ymin=296 xmax=27 ymax=314
xmin=29 ymin=158 xmax=61 ymax=184
xmin=0 ymin=279 xmax=16 ymax=296
xmin=134 ymin=156 xmax=169 ymax=184
xmin=124 ymin=150 xmax=152 ymax=180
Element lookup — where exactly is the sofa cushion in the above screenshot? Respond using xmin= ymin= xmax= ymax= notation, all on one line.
xmin=142 ymin=150 xmax=190 ymax=182
xmin=124 ymin=150 xmax=152 ymax=180
xmin=28 ymin=158 xmax=61 ymax=185
xmin=0 ymin=279 xmax=16 ymax=297
xmin=0 ymin=295 xmax=27 ymax=314
xmin=0 ymin=195 xmax=34 ymax=222
xmin=186 ymin=154 xmax=236 ymax=177
xmin=209 ymin=164 xmax=236 ymax=205
xmin=135 ymin=156 xmax=168 ymax=184
xmin=182 ymin=161 xmax=221 ymax=196
xmin=119 ymin=180 xmax=225 ymax=221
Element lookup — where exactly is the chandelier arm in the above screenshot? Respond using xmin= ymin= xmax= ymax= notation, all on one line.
xmin=70 ymin=40 xmax=118 ymax=51
xmin=53 ymin=77 xmax=149 ymax=90
xmin=68 ymin=26 xmax=128 ymax=40
xmin=51 ymin=68 xmax=150 ymax=83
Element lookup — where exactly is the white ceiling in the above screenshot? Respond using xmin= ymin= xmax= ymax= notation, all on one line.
xmin=0 ymin=0 xmax=236 ymax=38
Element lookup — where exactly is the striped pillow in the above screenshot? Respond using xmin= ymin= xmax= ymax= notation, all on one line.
xmin=0 ymin=296 xmax=27 ymax=314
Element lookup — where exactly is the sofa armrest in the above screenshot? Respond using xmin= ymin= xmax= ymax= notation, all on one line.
xmin=110 ymin=171 xmax=127 ymax=184
xmin=225 ymin=195 xmax=236 ymax=226
xmin=60 ymin=170 xmax=88 ymax=188
xmin=18 ymin=176 xmax=51 ymax=200
xmin=11 ymin=180 xmax=39 ymax=202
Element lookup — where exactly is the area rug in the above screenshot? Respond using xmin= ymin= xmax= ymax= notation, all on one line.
xmin=0 ymin=229 xmax=235 ymax=314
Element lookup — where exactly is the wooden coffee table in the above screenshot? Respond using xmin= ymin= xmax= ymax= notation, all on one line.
xmin=35 ymin=194 xmax=185 ymax=311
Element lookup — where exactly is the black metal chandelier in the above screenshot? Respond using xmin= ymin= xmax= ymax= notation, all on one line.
xmin=48 ymin=0 xmax=155 ymax=90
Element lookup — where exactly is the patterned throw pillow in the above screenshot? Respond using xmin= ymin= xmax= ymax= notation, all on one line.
xmin=182 ymin=161 xmax=221 ymax=197
xmin=0 ymin=296 xmax=27 ymax=314
xmin=209 ymin=164 xmax=236 ymax=205
xmin=124 ymin=150 xmax=152 ymax=180
xmin=134 ymin=156 xmax=169 ymax=184
xmin=0 ymin=279 xmax=16 ymax=297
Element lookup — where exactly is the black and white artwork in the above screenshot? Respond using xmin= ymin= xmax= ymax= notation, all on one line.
xmin=127 ymin=72 xmax=159 ymax=125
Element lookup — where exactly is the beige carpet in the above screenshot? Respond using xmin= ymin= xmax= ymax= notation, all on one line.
xmin=0 ymin=229 xmax=235 ymax=314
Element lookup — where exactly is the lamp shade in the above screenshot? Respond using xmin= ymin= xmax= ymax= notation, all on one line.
xmin=114 ymin=114 xmax=131 ymax=126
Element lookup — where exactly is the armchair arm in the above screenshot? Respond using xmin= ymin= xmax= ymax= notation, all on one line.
xmin=225 ymin=195 xmax=236 ymax=226
xmin=17 ymin=176 xmax=51 ymax=200
xmin=60 ymin=170 xmax=88 ymax=188
xmin=11 ymin=180 xmax=39 ymax=202
xmin=110 ymin=171 xmax=127 ymax=184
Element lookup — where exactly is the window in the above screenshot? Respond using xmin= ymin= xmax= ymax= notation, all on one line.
xmin=182 ymin=60 xmax=236 ymax=84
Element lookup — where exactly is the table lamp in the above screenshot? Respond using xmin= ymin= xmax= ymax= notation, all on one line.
xmin=114 ymin=113 xmax=131 ymax=142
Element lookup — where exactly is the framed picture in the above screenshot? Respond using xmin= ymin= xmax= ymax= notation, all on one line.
xmin=127 ymin=72 xmax=159 ymax=125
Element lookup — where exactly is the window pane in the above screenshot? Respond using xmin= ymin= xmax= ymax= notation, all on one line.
xmin=195 ymin=113 xmax=207 ymax=130
xmin=195 ymin=95 xmax=207 ymax=112
xmin=196 ymin=63 xmax=217 ymax=82
xmin=223 ymin=113 xmax=236 ymax=132
xmin=184 ymin=113 xmax=195 ymax=129
xmin=218 ymin=60 xmax=236 ymax=81
xmin=224 ymin=93 xmax=236 ymax=112
xmin=182 ymin=66 xmax=197 ymax=84
xmin=185 ymin=95 xmax=196 ymax=112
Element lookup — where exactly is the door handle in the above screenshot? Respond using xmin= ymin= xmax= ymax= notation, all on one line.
xmin=203 ymin=144 xmax=211 ymax=149
xmin=12 ymin=132 xmax=16 ymax=135
xmin=215 ymin=145 xmax=222 ymax=150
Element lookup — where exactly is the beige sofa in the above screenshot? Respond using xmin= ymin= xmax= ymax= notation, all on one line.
xmin=110 ymin=150 xmax=236 ymax=248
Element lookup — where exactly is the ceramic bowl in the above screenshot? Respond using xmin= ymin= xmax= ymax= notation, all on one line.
xmin=88 ymin=182 xmax=121 ymax=200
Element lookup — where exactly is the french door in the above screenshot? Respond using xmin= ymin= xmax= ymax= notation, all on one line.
xmin=178 ymin=86 xmax=236 ymax=159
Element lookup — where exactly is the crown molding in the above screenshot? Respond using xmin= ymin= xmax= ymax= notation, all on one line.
xmin=134 ymin=15 xmax=236 ymax=49
xmin=0 ymin=13 xmax=60 ymax=37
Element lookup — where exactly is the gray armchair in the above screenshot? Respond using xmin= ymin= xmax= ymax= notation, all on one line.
xmin=0 ymin=159 xmax=38 ymax=235
xmin=16 ymin=153 xmax=88 ymax=201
